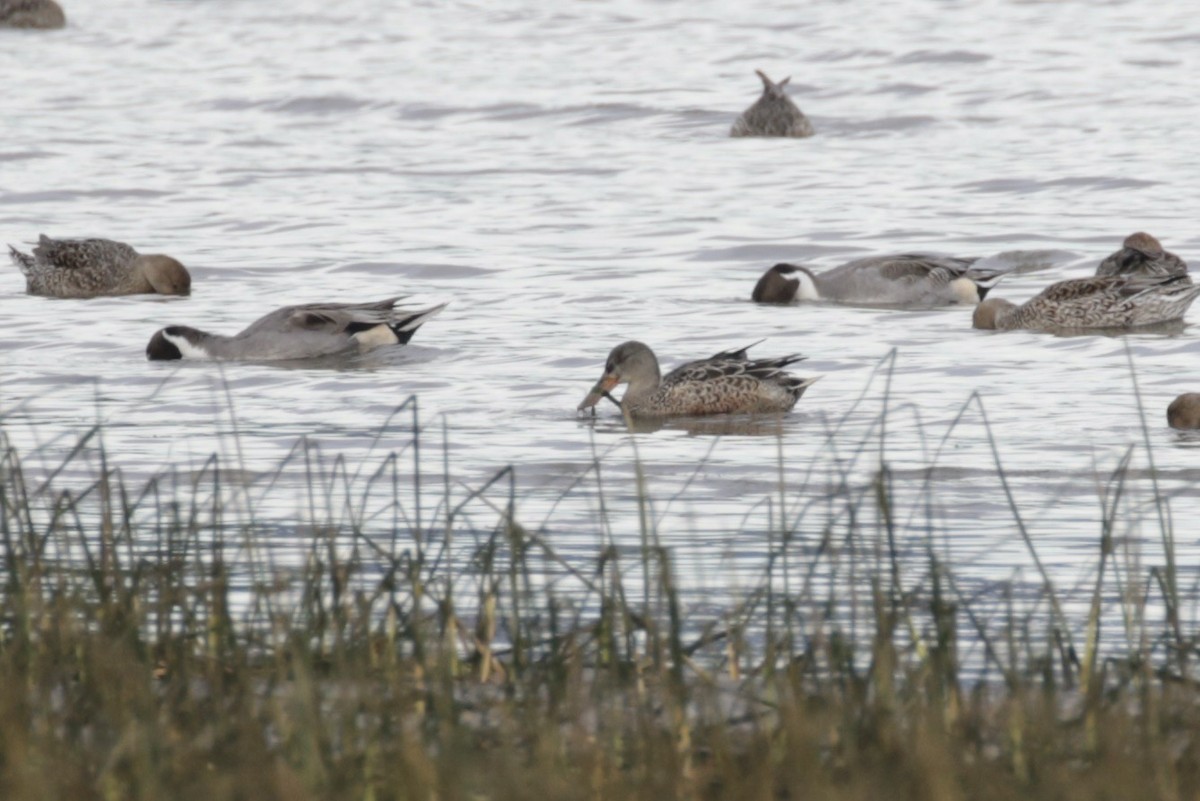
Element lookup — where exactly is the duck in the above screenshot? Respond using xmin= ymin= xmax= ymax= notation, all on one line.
xmin=146 ymin=298 xmax=446 ymax=361
xmin=1095 ymin=232 xmax=1188 ymax=279
xmin=730 ymin=70 xmax=814 ymax=138
xmin=10 ymin=235 xmax=191 ymax=298
xmin=1167 ymin=394 xmax=1200 ymax=430
xmin=973 ymin=273 xmax=1200 ymax=331
xmin=752 ymin=254 xmax=1001 ymax=306
xmin=0 ymin=0 xmax=65 ymax=28
xmin=577 ymin=340 xmax=819 ymax=418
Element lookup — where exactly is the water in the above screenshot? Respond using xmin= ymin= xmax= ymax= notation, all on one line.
xmin=3 ymin=0 xmax=1200 ymax=640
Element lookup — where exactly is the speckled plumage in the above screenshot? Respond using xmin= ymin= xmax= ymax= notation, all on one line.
xmin=753 ymin=253 xmax=999 ymax=306
xmin=1095 ymin=232 xmax=1188 ymax=279
xmin=974 ymin=273 xmax=1200 ymax=331
xmin=146 ymin=298 xmax=447 ymax=361
xmin=578 ymin=341 xmax=820 ymax=419
xmin=0 ymin=0 xmax=65 ymax=28
xmin=730 ymin=70 xmax=814 ymax=138
xmin=10 ymin=235 xmax=191 ymax=297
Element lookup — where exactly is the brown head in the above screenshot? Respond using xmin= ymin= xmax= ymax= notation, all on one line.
xmin=752 ymin=263 xmax=819 ymax=303
xmin=577 ymin=341 xmax=661 ymax=411
xmin=136 ymin=255 xmax=191 ymax=296
xmin=146 ymin=326 xmax=208 ymax=360
xmin=753 ymin=264 xmax=799 ymax=303
xmin=1167 ymin=393 xmax=1200 ymax=430
xmin=3 ymin=0 xmax=65 ymax=28
xmin=1122 ymin=232 xmax=1164 ymax=258
xmin=972 ymin=298 xmax=1017 ymax=330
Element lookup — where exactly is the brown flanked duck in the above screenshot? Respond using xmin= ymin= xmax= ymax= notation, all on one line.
xmin=577 ymin=340 xmax=820 ymax=419
xmin=146 ymin=298 xmax=446 ymax=361
xmin=730 ymin=70 xmax=814 ymax=138
xmin=973 ymin=273 xmax=1200 ymax=331
xmin=1095 ymin=232 xmax=1188 ymax=279
xmin=10 ymin=235 xmax=191 ymax=298
xmin=1168 ymin=394 xmax=1200 ymax=430
xmin=0 ymin=0 xmax=65 ymax=28
xmin=752 ymin=254 xmax=1002 ymax=306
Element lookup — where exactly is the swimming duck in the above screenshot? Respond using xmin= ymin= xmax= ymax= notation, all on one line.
xmin=973 ymin=273 xmax=1200 ymax=331
xmin=730 ymin=70 xmax=814 ymax=138
xmin=752 ymin=254 xmax=1001 ymax=306
xmin=146 ymin=298 xmax=446 ymax=361
xmin=0 ymin=0 xmax=65 ymax=28
xmin=1095 ymin=232 xmax=1188 ymax=279
xmin=10 ymin=235 xmax=191 ymax=298
xmin=577 ymin=340 xmax=819 ymax=418
xmin=1167 ymin=394 xmax=1200 ymax=430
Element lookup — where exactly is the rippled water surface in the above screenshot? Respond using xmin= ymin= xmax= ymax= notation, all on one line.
xmin=4 ymin=0 xmax=1200 ymax=625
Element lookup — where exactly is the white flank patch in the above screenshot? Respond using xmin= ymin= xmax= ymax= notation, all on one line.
xmin=353 ymin=324 xmax=400 ymax=351
xmin=792 ymin=269 xmax=821 ymax=301
xmin=950 ymin=276 xmax=980 ymax=304
xmin=163 ymin=332 xmax=212 ymax=360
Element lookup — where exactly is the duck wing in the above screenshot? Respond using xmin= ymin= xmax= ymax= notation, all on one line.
xmin=238 ymin=297 xmax=446 ymax=344
xmin=664 ymin=352 xmax=806 ymax=386
xmin=31 ymin=236 xmax=138 ymax=271
xmin=866 ymin=254 xmax=979 ymax=284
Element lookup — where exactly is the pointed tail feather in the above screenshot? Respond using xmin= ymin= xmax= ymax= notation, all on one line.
xmin=8 ymin=245 xmax=34 ymax=275
xmin=387 ymin=302 xmax=447 ymax=345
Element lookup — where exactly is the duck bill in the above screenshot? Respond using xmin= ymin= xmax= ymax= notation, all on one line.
xmin=577 ymin=373 xmax=619 ymax=411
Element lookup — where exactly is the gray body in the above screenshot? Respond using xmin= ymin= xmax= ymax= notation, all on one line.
xmin=730 ymin=70 xmax=814 ymax=138
xmin=974 ymin=274 xmax=1200 ymax=331
xmin=0 ymin=0 xmax=65 ymax=28
xmin=753 ymin=254 xmax=998 ymax=306
xmin=10 ymin=235 xmax=190 ymax=297
xmin=146 ymin=298 xmax=446 ymax=361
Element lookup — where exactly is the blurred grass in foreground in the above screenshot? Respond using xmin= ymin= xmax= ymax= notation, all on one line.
xmin=1 ymin=368 xmax=1198 ymax=801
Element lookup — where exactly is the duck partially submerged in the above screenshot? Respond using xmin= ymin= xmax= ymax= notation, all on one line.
xmin=0 ymin=0 xmax=65 ymax=28
xmin=1095 ymin=232 xmax=1188 ymax=279
xmin=1168 ymin=394 xmax=1200 ymax=430
xmin=973 ymin=274 xmax=1200 ymax=331
xmin=730 ymin=70 xmax=814 ymax=138
xmin=577 ymin=341 xmax=819 ymax=418
xmin=146 ymin=298 xmax=446 ymax=361
xmin=10 ymin=235 xmax=191 ymax=298
xmin=752 ymin=254 xmax=1000 ymax=306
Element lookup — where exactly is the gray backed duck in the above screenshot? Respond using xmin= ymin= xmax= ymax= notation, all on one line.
xmin=752 ymin=254 xmax=1001 ymax=306
xmin=146 ymin=298 xmax=446 ymax=361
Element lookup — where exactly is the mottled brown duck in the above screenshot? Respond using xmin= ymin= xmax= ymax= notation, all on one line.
xmin=577 ymin=340 xmax=819 ymax=419
xmin=973 ymin=273 xmax=1200 ymax=331
xmin=10 ymin=235 xmax=191 ymax=298
xmin=1095 ymin=232 xmax=1188 ymax=279
xmin=730 ymin=70 xmax=814 ymax=138
xmin=0 ymin=0 xmax=65 ymax=28
xmin=1167 ymin=394 xmax=1200 ymax=430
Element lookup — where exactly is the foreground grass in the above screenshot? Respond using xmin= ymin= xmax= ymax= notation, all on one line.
xmin=1 ymin=388 xmax=1198 ymax=801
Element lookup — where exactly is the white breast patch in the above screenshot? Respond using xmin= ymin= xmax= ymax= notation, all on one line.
xmin=163 ymin=332 xmax=213 ymax=360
